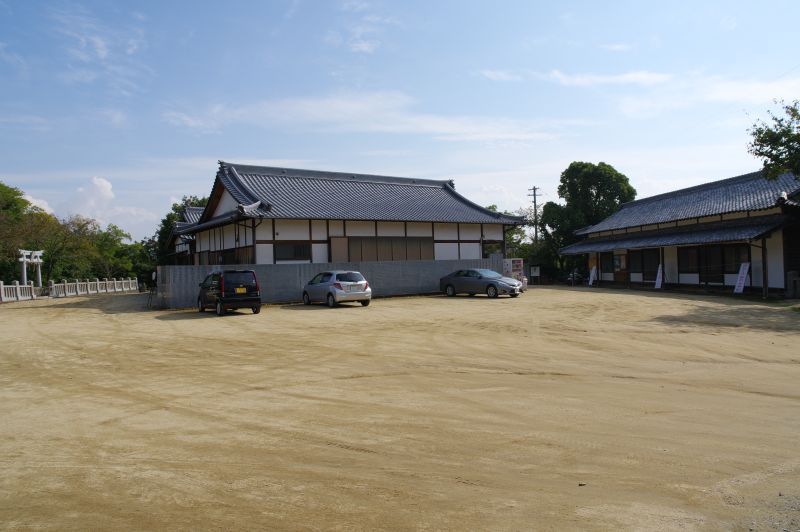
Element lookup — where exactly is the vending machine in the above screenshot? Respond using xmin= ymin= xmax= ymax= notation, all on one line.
xmin=502 ymin=258 xmax=527 ymax=287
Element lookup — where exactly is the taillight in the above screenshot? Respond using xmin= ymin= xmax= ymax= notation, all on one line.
xmin=364 ymin=282 xmax=369 ymax=290
xmin=219 ymin=277 xmax=225 ymax=293
xmin=333 ymin=282 xmax=343 ymax=290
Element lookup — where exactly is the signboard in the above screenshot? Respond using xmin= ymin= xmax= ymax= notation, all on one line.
xmin=654 ymin=264 xmax=663 ymax=289
xmin=734 ymin=262 xmax=750 ymax=294
xmin=588 ymin=266 xmax=597 ymax=286
xmin=530 ymin=266 xmax=540 ymax=278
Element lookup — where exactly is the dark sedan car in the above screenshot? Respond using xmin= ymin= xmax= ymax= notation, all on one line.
xmin=197 ymin=270 xmax=261 ymax=315
xmin=439 ymin=268 xmax=523 ymax=298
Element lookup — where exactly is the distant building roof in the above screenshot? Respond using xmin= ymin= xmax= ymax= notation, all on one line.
xmin=183 ymin=206 xmax=204 ymax=224
xmin=561 ymin=215 xmax=786 ymax=255
xmin=577 ymin=171 xmax=800 ymax=235
xmin=193 ymin=161 xmax=523 ymax=227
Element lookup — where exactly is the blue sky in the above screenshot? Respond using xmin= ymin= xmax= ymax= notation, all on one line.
xmin=2 ymin=0 xmax=800 ymax=240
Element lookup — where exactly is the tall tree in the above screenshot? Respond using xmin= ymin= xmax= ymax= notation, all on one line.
xmin=153 ymin=195 xmax=207 ymax=265
xmin=748 ymin=99 xmax=800 ymax=180
xmin=539 ymin=162 xmax=636 ymax=271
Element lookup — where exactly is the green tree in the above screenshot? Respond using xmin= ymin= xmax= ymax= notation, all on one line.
xmin=539 ymin=162 xmax=636 ymax=273
xmin=154 ymin=195 xmax=207 ymax=264
xmin=748 ymin=99 xmax=800 ymax=180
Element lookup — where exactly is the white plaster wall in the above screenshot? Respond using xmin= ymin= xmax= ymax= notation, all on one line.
xmin=214 ymin=190 xmax=239 ymax=216
xmin=434 ymin=223 xmax=458 ymax=240
xmin=223 ymin=224 xmax=236 ymax=249
xmin=679 ymin=273 xmax=700 ymax=285
xmin=311 ymin=220 xmax=327 ymax=240
xmin=346 ymin=220 xmax=376 ymax=237
xmin=377 ymin=221 xmax=404 ymax=237
xmin=459 ymin=224 xmax=481 ymax=240
xmin=630 ymin=272 xmax=643 ymax=283
xmin=434 ymin=243 xmax=459 ymax=260
xmin=196 ymin=230 xmax=208 ymax=252
xmin=459 ymin=242 xmax=481 ymax=259
xmin=275 ymin=219 xmax=309 ymax=240
xmin=601 ymin=272 xmax=614 ymax=282
xmin=407 ymin=222 xmax=432 ymax=237
xmin=255 ymin=219 xmax=273 ymax=241
xmin=768 ymin=230 xmax=784 ymax=288
xmin=663 ymin=246 xmax=678 ymax=284
xmin=483 ymin=224 xmax=502 ymax=240
xmin=312 ymin=243 xmax=328 ymax=263
xmin=256 ymin=244 xmax=273 ymax=264
xmin=328 ymin=220 xmax=344 ymax=237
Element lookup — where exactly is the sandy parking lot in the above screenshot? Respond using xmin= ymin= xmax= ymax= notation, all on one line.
xmin=1 ymin=287 xmax=798 ymax=530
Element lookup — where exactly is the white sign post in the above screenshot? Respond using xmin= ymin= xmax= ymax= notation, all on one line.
xmin=734 ymin=262 xmax=750 ymax=294
xmin=654 ymin=264 xmax=663 ymax=289
xmin=588 ymin=266 xmax=597 ymax=286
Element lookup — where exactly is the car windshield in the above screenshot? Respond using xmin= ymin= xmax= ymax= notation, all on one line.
xmin=336 ymin=272 xmax=364 ymax=282
xmin=224 ymin=272 xmax=257 ymax=286
xmin=475 ymin=269 xmax=502 ymax=279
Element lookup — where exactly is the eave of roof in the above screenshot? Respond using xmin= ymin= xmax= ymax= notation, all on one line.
xmin=560 ymin=215 xmax=787 ymax=255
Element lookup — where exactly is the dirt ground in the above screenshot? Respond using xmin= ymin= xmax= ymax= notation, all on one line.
xmin=1 ymin=287 xmax=799 ymax=531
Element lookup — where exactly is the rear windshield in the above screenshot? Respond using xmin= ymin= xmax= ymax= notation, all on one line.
xmin=336 ymin=272 xmax=364 ymax=282
xmin=224 ymin=272 xmax=257 ymax=286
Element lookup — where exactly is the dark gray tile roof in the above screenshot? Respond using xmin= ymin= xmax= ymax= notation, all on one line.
xmin=209 ymin=161 xmax=523 ymax=225
xmin=182 ymin=207 xmax=204 ymax=224
xmin=561 ymin=215 xmax=785 ymax=255
xmin=578 ymin=171 xmax=800 ymax=234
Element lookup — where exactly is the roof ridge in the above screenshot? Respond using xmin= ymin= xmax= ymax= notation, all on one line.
xmin=618 ymin=170 xmax=771 ymax=209
xmin=222 ymin=161 xmax=449 ymax=188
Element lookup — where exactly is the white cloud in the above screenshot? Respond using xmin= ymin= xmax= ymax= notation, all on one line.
xmin=341 ymin=0 xmax=369 ymax=12
xmin=325 ymin=1 xmax=396 ymax=54
xmin=539 ymin=69 xmax=673 ymax=87
xmin=23 ymin=194 xmax=54 ymax=214
xmin=0 ymin=42 xmax=25 ymax=70
xmin=600 ymin=43 xmax=633 ymax=52
xmin=478 ymin=69 xmax=523 ymax=82
xmin=163 ymin=91 xmax=560 ymax=143
xmin=0 ymin=114 xmax=49 ymax=130
xmin=100 ymin=109 xmax=127 ymax=127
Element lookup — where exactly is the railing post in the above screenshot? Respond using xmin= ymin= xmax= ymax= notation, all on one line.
xmin=48 ymin=280 xmax=54 ymax=298
xmin=13 ymin=280 xmax=20 ymax=301
xmin=30 ymin=281 xmax=35 ymax=300
xmin=0 ymin=280 xmax=4 ymax=302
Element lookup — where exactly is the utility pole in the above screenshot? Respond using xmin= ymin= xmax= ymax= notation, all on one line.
xmin=527 ymin=186 xmax=542 ymax=241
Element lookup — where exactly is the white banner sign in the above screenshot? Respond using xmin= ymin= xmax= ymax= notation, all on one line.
xmin=654 ymin=264 xmax=663 ymax=289
xmin=588 ymin=266 xmax=597 ymax=286
xmin=734 ymin=262 xmax=750 ymax=294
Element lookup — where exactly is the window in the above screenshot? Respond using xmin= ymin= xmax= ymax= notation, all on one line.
xmin=642 ymin=248 xmax=660 ymax=281
xmin=482 ymin=242 xmax=502 ymax=258
xmin=336 ymin=272 xmax=365 ymax=282
xmin=613 ymin=254 xmax=627 ymax=272
xmin=309 ymin=273 xmax=324 ymax=285
xmin=599 ymin=252 xmax=613 ymax=273
xmin=678 ymin=247 xmax=699 ymax=274
xmin=723 ymin=244 xmax=749 ymax=273
xmin=275 ymin=243 xmax=311 ymax=261
xmin=321 ymin=273 xmax=333 ymax=282
xmin=699 ymin=245 xmax=723 ymax=283
xmin=629 ymin=250 xmax=642 ymax=273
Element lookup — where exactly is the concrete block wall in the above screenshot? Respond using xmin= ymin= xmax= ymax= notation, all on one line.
xmin=157 ymin=258 xmax=503 ymax=308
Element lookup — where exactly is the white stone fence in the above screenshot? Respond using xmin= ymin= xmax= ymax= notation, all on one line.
xmin=0 ymin=277 xmax=139 ymax=303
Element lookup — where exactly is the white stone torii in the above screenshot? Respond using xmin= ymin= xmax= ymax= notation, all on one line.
xmin=18 ymin=249 xmax=44 ymax=287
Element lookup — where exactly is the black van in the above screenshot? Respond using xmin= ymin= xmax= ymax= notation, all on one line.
xmin=197 ymin=270 xmax=261 ymax=315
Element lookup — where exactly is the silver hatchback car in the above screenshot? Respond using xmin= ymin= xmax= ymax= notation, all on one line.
xmin=302 ymin=270 xmax=372 ymax=307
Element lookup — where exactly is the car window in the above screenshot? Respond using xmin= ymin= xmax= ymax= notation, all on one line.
xmin=321 ymin=273 xmax=333 ymax=283
xmin=210 ymin=274 xmax=220 ymax=287
xmin=224 ymin=272 xmax=257 ymax=286
xmin=476 ymin=269 xmax=502 ymax=279
xmin=309 ymin=273 xmax=324 ymax=285
xmin=465 ymin=270 xmax=480 ymax=278
xmin=453 ymin=270 xmax=465 ymax=277
xmin=201 ymin=275 xmax=213 ymax=288
xmin=336 ymin=272 xmax=364 ymax=282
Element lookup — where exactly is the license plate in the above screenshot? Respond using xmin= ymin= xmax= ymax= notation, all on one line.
xmin=235 ymin=287 xmax=246 ymax=294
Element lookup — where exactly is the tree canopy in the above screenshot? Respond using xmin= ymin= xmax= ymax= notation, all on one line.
xmin=538 ymin=162 xmax=636 ymax=270
xmin=153 ymin=195 xmax=207 ymax=265
xmin=748 ymin=100 xmax=800 ymax=180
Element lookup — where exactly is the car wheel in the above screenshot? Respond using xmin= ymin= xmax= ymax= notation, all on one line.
xmin=360 ymin=299 xmax=370 ymax=306
xmin=302 ymin=292 xmax=311 ymax=305
xmin=509 ymin=293 xmax=519 ymax=298
xmin=327 ymin=293 xmax=337 ymax=308
xmin=252 ymin=305 xmax=261 ymax=314
xmin=197 ymin=298 xmax=205 ymax=312
xmin=486 ymin=285 xmax=499 ymax=298
xmin=215 ymin=300 xmax=225 ymax=316
xmin=445 ymin=284 xmax=456 ymax=297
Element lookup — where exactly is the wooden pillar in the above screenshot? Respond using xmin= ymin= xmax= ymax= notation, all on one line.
xmin=660 ymin=247 xmax=665 ymax=287
xmin=761 ymin=237 xmax=768 ymax=299
xmin=596 ymin=252 xmax=600 ymax=286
